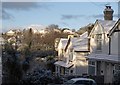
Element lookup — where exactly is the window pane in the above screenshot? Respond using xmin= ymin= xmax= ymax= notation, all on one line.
xmin=96 ymin=34 xmax=102 ymax=50
xmin=88 ymin=66 xmax=95 ymax=75
xmin=97 ymin=41 xmax=102 ymax=50
xmin=92 ymin=61 xmax=95 ymax=65
xmin=89 ymin=61 xmax=95 ymax=65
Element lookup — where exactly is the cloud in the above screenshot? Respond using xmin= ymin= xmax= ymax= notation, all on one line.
xmin=2 ymin=2 xmax=50 ymax=20
xmin=3 ymin=2 xmax=42 ymax=10
xmin=61 ymin=14 xmax=85 ymax=20
xmin=61 ymin=14 xmax=119 ymax=21
xmin=88 ymin=14 xmax=118 ymax=19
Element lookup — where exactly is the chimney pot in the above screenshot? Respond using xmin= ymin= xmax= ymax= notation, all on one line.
xmin=104 ymin=5 xmax=114 ymax=20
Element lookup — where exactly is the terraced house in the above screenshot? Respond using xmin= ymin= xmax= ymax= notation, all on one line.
xmin=87 ymin=6 xmax=120 ymax=84
xmin=54 ymin=5 xmax=120 ymax=84
xmin=54 ymin=30 xmax=91 ymax=75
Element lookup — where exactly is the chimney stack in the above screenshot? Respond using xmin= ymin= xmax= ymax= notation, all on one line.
xmin=104 ymin=5 xmax=114 ymax=20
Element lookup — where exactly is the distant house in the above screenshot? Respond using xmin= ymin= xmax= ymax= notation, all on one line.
xmin=6 ymin=30 xmax=15 ymax=36
xmin=0 ymin=36 xmax=5 ymax=45
xmin=6 ymin=29 xmax=22 ymax=37
xmin=54 ymin=32 xmax=90 ymax=76
xmin=27 ymin=24 xmax=47 ymax=34
xmin=56 ymin=38 xmax=68 ymax=61
xmin=62 ymin=29 xmax=76 ymax=35
xmin=87 ymin=6 xmax=120 ymax=84
xmin=54 ymin=5 xmax=120 ymax=84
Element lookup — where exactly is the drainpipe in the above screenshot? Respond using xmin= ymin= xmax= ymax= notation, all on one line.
xmin=108 ymin=36 xmax=111 ymax=55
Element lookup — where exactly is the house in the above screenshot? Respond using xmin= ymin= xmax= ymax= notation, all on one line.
xmin=54 ymin=5 xmax=120 ymax=84
xmin=0 ymin=36 xmax=5 ymax=45
xmin=6 ymin=30 xmax=15 ymax=36
xmin=63 ymin=29 xmax=73 ymax=34
xmin=87 ymin=6 xmax=120 ymax=84
xmin=54 ymin=32 xmax=90 ymax=76
xmin=54 ymin=38 xmax=68 ymax=75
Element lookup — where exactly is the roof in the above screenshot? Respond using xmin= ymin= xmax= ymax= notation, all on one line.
xmin=63 ymin=29 xmax=73 ymax=34
xmin=86 ymin=54 xmax=120 ymax=63
xmin=54 ymin=61 xmax=73 ymax=68
xmin=80 ymin=31 xmax=88 ymax=38
xmin=58 ymin=38 xmax=68 ymax=50
xmin=108 ymin=18 xmax=120 ymax=36
xmin=89 ymin=19 xmax=116 ymax=36
xmin=71 ymin=32 xmax=89 ymax=52
xmin=97 ymin=20 xmax=116 ymax=33
xmin=6 ymin=30 xmax=15 ymax=34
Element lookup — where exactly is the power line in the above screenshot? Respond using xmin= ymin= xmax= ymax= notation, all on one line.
xmin=89 ymin=0 xmax=111 ymax=9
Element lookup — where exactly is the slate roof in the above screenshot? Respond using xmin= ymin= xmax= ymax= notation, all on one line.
xmin=71 ymin=31 xmax=89 ymax=52
xmin=86 ymin=54 xmax=120 ymax=63
xmin=97 ymin=20 xmax=116 ymax=33
xmin=58 ymin=38 xmax=68 ymax=50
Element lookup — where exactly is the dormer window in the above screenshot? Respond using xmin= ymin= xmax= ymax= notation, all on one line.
xmin=96 ymin=34 xmax=102 ymax=51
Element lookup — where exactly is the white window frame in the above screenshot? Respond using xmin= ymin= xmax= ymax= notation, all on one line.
xmin=69 ymin=49 xmax=73 ymax=62
xmin=96 ymin=34 xmax=102 ymax=51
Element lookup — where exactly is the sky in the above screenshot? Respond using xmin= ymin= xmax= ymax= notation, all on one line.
xmin=1 ymin=1 xmax=119 ymax=32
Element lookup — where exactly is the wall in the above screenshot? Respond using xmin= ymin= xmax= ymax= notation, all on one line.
xmin=74 ymin=52 xmax=88 ymax=75
xmin=111 ymin=31 xmax=119 ymax=55
xmin=90 ymin=23 xmax=109 ymax=54
xmin=90 ymin=33 xmax=109 ymax=54
xmin=102 ymin=33 xmax=109 ymax=54
xmin=104 ymin=62 xmax=114 ymax=83
xmin=118 ymin=24 xmax=120 ymax=61
xmin=97 ymin=61 xmax=114 ymax=83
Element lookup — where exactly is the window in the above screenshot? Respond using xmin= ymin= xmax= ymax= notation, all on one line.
xmin=89 ymin=61 xmax=95 ymax=65
xmin=113 ymin=64 xmax=120 ymax=74
xmin=69 ymin=49 xmax=73 ymax=62
xmin=96 ymin=34 xmax=102 ymax=50
xmin=114 ymin=64 xmax=120 ymax=71
xmin=88 ymin=61 xmax=96 ymax=75
xmin=70 ymin=70 xmax=73 ymax=73
xmin=65 ymin=68 xmax=69 ymax=75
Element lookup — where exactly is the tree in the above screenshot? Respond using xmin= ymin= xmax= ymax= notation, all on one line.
xmin=46 ymin=24 xmax=59 ymax=31
xmin=2 ymin=42 xmax=23 ymax=84
xmin=21 ymin=65 xmax=64 ymax=85
xmin=21 ymin=66 xmax=53 ymax=85
xmin=46 ymin=56 xmax=55 ymax=72
xmin=22 ymin=28 xmax=33 ymax=49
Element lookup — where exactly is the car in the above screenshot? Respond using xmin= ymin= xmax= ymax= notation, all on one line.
xmin=63 ymin=77 xmax=97 ymax=85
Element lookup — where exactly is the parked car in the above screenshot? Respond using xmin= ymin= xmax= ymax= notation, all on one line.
xmin=63 ymin=77 xmax=97 ymax=85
